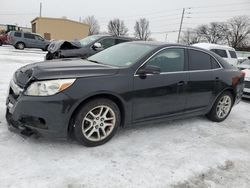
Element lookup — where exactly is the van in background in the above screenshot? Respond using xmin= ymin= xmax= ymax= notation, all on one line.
xmin=192 ymin=43 xmax=238 ymax=67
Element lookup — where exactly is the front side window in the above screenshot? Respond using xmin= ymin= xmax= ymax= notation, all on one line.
xmin=98 ymin=38 xmax=116 ymax=49
xmin=189 ymin=49 xmax=212 ymax=71
xmin=147 ymin=48 xmax=185 ymax=72
xmin=24 ymin=33 xmax=35 ymax=39
xmin=116 ymin=39 xmax=130 ymax=44
xmin=229 ymin=51 xmax=237 ymax=58
xmin=210 ymin=49 xmax=228 ymax=58
xmin=79 ymin=35 xmax=103 ymax=46
xmin=36 ymin=36 xmax=44 ymax=41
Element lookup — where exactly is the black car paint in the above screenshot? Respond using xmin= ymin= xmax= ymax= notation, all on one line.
xmin=6 ymin=43 xmax=244 ymax=139
xmin=46 ymin=35 xmax=134 ymax=60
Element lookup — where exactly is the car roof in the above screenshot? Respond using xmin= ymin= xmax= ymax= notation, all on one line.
xmin=129 ymin=41 xmax=194 ymax=48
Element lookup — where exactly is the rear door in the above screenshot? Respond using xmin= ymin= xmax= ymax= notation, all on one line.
xmin=23 ymin=33 xmax=36 ymax=48
xmin=132 ymin=47 xmax=189 ymax=122
xmin=185 ymin=49 xmax=222 ymax=112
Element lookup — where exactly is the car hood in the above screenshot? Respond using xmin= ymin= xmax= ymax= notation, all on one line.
xmin=14 ymin=58 xmax=119 ymax=87
xmin=48 ymin=40 xmax=82 ymax=53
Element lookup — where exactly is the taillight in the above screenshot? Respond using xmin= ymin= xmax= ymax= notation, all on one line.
xmin=241 ymin=70 xmax=246 ymax=78
xmin=232 ymin=71 xmax=246 ymax=87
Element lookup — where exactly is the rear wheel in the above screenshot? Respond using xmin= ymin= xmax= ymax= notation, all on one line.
xmin=206 ymin=91 xmax=233 ymax=122
xmin=15 ymin=42 xmax=25 ymax=50
xmin=73 ymin=98 xmax=120 ymax=147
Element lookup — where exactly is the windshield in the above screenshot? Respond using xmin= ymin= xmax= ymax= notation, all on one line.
xmin=79 ymin=35 xmax=103 ymax=46
xmin=241 ymin=60 xmax=250 ymax=66
xmin=87 ymin=43 xmax=156 ymax=67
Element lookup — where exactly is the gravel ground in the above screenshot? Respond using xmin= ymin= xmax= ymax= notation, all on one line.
xmin=0 ymin=46 xmax=250 ymax=188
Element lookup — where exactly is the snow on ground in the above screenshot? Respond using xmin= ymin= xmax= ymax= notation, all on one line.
xmin=0 ymin=45 xmax=250 ymax=188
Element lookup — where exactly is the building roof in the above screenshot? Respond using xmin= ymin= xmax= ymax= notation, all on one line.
xmin=31 ymin=17 xmax=89 ymax=27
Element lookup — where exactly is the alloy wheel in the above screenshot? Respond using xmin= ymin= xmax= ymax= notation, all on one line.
xmin=216 ymin=95 xmax=232 ymax=119
xmin=82 ymin=105 xmax=116 ymax=142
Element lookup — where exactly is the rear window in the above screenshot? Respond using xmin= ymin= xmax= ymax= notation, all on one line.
xmin=24 ymin=33 xmax=35 ymax=39
xmin=229 ymin=51 xmax=237 ymax=58
xmin=14 ymin=32 xmax=21 ymax=37
xmin=210 ymin=49 xmax=228 ymax=58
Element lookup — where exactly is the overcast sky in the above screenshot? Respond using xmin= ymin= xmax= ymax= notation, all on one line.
xmin=0 ymin=0 xmax=249 ymax=41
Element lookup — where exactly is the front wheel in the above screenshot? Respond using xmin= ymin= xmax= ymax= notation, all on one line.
xmin=73 ymin=98 xmax=121 ymax=147
xmin=206 ymin=91 xmax=233 ymax=122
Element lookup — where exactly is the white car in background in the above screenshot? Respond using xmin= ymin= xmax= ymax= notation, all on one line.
xmin=238 ymin=59 xmax=250 ymax=99
xmin=192 ymin=43 xmax=238 ymax=67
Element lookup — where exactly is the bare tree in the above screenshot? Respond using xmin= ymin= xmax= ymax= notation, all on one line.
xmin=196 ymin=22 xmax=227 ymax=44
xmin=83 ymin=15 xmax=100 ymax=35
xmin=180 ymin=29 xmax=201 ymax=45
xmin=107 ymin=19 xmax=128 ymax=36
xmin=225 ymin=16 xmax=250 ymax=49
xmin=134 ymin=18 xmax=151 ymax=40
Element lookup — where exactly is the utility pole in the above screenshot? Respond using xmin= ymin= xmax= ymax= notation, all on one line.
xmin=165 ymin=33 xmax=168 ymax=42
xmin=177 ymin=8 xmax=185 ymax=43
xmin=39 ymin=2 xmax=42 ymax=17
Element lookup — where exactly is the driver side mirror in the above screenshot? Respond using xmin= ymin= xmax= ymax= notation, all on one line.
xmin=137 ymin=65 xmax=161 ymax=76
xmin=92 ymin=42 xmax=103 ymax=51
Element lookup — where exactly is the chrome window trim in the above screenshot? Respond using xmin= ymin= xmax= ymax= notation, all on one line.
xmin=134 ymin=46 xmax=223 ymax=76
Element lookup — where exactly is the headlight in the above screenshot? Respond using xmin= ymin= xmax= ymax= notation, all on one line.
xmin=24 ymin=79 xmax=76 ymax=96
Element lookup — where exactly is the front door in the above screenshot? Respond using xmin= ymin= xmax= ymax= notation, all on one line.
xmin=132 ymin=48 xmax=188 ymax=122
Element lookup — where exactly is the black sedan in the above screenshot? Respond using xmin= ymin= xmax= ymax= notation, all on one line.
xmin=6 ymin=42 xmax=245 ymax=146
xmin=45 ymin=35 xmax=134 ymax=60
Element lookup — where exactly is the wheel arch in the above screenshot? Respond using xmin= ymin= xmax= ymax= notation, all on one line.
xmin=68 ymin=93 xmax=126 ymax=135
xmin=15 ymin=41 xmax=26 ymax=48
xmin=209 ymin=87 xmax=236 ymax=113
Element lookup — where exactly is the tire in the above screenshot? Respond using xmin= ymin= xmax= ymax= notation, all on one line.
xmin=0 ymin=42 xmax=2 ymax=46
xmin=73 ymin=98 xmax=121 ymax=147
xmin=15 ymin=42 xmax=25 ymax=50
xmin=206 ymin=91 xmax=233 ymax=122
xmin=42 ymin=45 xmax=48 ymax=51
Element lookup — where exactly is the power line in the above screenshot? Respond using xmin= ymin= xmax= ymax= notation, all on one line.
xmin=189 ymin=1 xmax=250 ymax=9
xmin=190 ymin=8 xmax=249 ymax=15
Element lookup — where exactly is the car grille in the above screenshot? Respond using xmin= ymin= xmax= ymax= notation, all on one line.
xmin=245 ymin=81 xmax=250 ymax=89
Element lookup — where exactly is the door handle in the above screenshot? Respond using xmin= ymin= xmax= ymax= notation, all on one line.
xmin=177 ymin=81 xmax=185 ymax=86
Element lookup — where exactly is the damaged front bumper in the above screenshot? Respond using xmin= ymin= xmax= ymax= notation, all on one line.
xmin=5 ymin=79 xmax=73 ymax=139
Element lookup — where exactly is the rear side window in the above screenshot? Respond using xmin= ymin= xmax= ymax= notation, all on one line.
xmin=211 ymin=57 xmax=220 ymax=69
xmin=14 ymin=32 xmax=21 ymax=37
xmin=24 ymin=33 xmax=35 ymax=39
xmin=229 ymin=51 xmax=237 ymax=58
xmin=189 ymin=49 xmax=211 ymax=70
xmin=210 ymin=49 xmax=228 ymax=58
